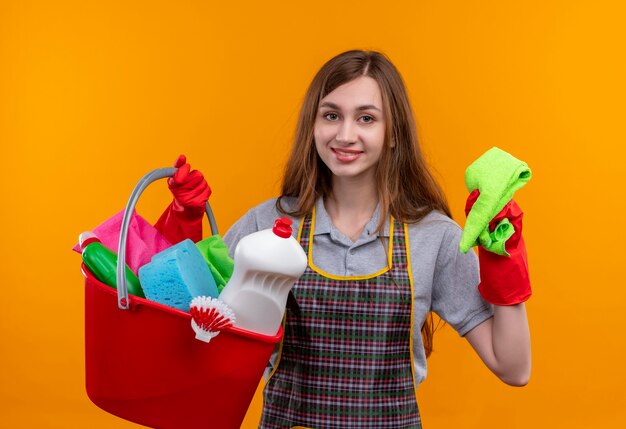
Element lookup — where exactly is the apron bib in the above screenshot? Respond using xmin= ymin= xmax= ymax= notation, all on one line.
xmin=260 ymin=211 xmax=421 ymax=429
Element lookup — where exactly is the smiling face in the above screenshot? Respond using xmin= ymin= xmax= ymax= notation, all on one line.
xmin=314 ymin=76 xmax=387 ymax=186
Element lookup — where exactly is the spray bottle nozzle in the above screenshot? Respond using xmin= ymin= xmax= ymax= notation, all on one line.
xmin=272 ymin=217 xmax=293 ymax=238
xmin=79 ymin=231 xmax=100 ymax=251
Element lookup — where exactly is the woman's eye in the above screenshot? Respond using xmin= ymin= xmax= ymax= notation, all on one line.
xmin=360 ymin=115 xmax=374 ymax=123
xmin=324 ymin=113 xmax=339 ymax=121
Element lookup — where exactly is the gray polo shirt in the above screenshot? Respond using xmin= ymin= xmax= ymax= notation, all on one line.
xmin=223 ymin=197 xmax=493 ymax=384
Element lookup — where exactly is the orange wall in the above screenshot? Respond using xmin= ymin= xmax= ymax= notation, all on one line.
xmin=1 ymin=1 xmax=625 ymax=428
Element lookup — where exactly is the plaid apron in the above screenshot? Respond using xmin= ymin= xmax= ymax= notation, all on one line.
xmin=260 ymin=210 xmax=421 ymax=429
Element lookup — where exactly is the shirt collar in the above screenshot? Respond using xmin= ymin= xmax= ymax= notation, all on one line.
xmin=312 ymin=197 xmax=391 ymax=238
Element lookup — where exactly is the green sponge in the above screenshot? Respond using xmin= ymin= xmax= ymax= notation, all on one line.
xmin=460 ymin=147 xmax=531 ymax=254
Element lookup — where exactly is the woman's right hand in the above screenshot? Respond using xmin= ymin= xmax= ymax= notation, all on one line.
xmin=154 ymin=154 xmax=209 ymax=244
xmin=168 ymin=154 xmax=212 ymax=212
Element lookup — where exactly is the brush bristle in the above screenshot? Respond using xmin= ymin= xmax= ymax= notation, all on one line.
xmin=189 ymin=296 xmax=235 ymax=342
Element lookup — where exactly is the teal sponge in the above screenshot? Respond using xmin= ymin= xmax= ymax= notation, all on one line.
xmin=139 ymin=239 xmax=218 ymax=310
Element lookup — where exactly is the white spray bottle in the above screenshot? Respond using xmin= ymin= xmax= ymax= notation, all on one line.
xmin=219 ymin=217 xmax=307 ymax=336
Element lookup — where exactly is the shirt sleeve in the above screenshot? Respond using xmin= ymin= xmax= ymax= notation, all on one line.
xmin=223 ymin=197 xmax=299 ymax=259
xmin=222 ymin=208 xmax=259 ymax=259
xmin=431 ymin=223 xmax=493 ymax=336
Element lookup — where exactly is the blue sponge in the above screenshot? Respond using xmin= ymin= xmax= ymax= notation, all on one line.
xmin=138 ymin=239 xmax=218 ymax=310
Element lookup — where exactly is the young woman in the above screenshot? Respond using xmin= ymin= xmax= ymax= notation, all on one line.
xmin=156 ymin=50 xmax=531 ymax=429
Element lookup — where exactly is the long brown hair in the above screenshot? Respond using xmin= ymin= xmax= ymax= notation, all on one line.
xmin=277 ymin=50 xmax=450 ymax=357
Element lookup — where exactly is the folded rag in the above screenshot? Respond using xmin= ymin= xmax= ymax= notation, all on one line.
xmin=460 ymin=147 xmax=531 ymax=254
xmin=72 ymin=209 xmax=172 ymax=274
xmin=196 ymin=235 xmax=234 ymax=293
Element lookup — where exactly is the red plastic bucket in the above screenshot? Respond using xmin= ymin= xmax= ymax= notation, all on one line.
xmin=84 ymin=265 xmax=281 ymax=429
xmin=82 ymin=167 xmax=281 ymax=428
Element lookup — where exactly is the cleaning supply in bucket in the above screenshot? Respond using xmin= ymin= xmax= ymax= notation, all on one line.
xmin=139 ymin=239 xmax=219 ymax=311
xmin=79 ymin=231 xmax=145 ymax=298
xmin=219 ymin=217 xmax=307 ymax=336
xmin=189 ymin=296 xmax=236 ymax=343
xmin=72 ymin=209 xmax=172 ymax=274
xmin=195 ymin=235 xmax=234 ymax=293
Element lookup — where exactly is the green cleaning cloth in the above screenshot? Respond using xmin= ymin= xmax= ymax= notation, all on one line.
xmin=195 ymin=235 xmax=234 ymax=293
xmin=460 ymin=147 xmax=531 ymax=254
xmin=485 ymin=217 xmax=516 ymax=256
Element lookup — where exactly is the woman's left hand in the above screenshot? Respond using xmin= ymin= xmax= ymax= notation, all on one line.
xmin=465 ymin=190 xmax=531 ymax=306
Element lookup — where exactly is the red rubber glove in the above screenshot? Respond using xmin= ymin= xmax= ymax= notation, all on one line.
xmin=154 ymin=155 xmax=211 ymax=244
xmin=465 ymin=189 xmax=531 ymax=306
xmin=168 ymin=154 xmax=212 ymax=212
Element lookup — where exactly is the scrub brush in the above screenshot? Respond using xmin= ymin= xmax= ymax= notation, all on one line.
xmin=189 ymin=296 xmax=236 ymax=343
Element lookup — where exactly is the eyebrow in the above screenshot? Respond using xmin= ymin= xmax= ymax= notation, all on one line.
xmin=318 ymin=101 xmax=382 ymax=112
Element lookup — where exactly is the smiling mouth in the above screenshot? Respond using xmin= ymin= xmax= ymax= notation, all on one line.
xmin=332 ymin=148 xmax=362 ymax=156
xmin=331 ymin=148 xmax=363 ymax=162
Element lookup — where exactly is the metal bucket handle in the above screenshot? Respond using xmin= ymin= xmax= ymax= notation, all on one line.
xmin=116 ymin=167 xmax=218 ymax=310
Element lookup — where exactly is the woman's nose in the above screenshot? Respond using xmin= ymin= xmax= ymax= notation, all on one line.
xmin=335 ymin=121 xmax=357 ymax=144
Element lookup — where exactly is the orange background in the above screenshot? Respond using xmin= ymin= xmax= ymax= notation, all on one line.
xmin=1 ymin=1 xmax=625 ymax=428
